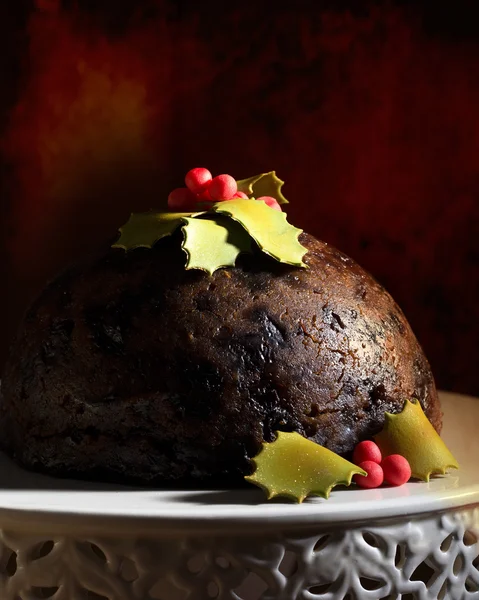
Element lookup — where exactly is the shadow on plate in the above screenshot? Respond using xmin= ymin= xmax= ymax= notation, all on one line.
xmin=0 ymin=452 xmax=283 ymax=501
xmin=164 ymin=489 xmax=331 ymax=505
xmin=165 ymin=489 xmax=273 ymax=505
xmin=0 ymin=451 xmax=143 ymax=492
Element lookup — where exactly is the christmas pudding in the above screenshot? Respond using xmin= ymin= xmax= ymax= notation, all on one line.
xmin=0 ymin=170 xmax=443 ymax=487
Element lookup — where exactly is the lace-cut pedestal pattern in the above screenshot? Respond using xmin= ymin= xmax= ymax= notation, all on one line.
xmin=0 ymin=507 xmax=477 ymax=600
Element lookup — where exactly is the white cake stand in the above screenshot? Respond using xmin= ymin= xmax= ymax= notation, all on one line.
xmin=0 ymin=391 xmax=477 ymax=600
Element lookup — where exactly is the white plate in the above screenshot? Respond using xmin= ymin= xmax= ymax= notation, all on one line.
xmin=0 ymin=391 xmax=477 ymax=533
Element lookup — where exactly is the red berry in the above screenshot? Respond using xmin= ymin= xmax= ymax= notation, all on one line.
xmin=209 ymin=174 xmax=238 ymax=201
xmin=354 ymin=461 xmax=384 ymax=489
xmin=381 ymin=455 xmax=412 ymax=486
xmin=257 ymin=196 xmax=282 ymax=211
xmin=197 ymin=188 xmax=212 ymax=202
xmin=168 ymin=187 xmax=196 ymax=211
xmin=353 ymin=441 xmax=382 ymax=465
xmin=233 ymin=191 xmax=249 ymax=199
xmin=185 ymin=168 xmax=212 ymax=194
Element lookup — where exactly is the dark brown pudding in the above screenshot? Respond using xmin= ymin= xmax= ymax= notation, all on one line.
xmin=0 ymin=232 xmax=441 ymax=484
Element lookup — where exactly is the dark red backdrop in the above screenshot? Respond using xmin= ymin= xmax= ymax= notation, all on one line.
xmin=1 ymin=1 xmax=478 ymax=394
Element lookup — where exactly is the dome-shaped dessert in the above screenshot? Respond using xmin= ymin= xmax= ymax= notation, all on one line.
xmin=0 ymin=232 xmax=441 ymax=485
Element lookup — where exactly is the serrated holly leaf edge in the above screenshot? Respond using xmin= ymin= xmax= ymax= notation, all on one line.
xmin=237 ymin=171 xmax=288 ymax=205
xmin=180 ymin=216 xmax=253 ymax=275
xmin=245 ymin=432 xmax=366 ymax=503
xmin=112 ymin=210 xmax=207 ymax=251
xmin=113 ymin=202 xmax=307 ymax=270
xmin=379 ymin=399 xmax=459 ymax=482
xmin=212 ymin=199 xmax=308 ymax=268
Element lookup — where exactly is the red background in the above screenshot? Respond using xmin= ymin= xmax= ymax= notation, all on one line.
xmin=0 ymin=1 xmax=478 ymax=395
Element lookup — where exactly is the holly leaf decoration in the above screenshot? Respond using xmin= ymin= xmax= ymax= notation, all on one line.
xmin=245 ymin=431 xmax=366 ymax=503
xmin=113 ymin=171 xmax=308 ymax=272
xmin=213 ymin=199 xmax=307 ymax=267
xmin=112 ymin=211 xmax=193 ymax=251
xmin=237 ymin=171 xmax=288 ymax=205
xmin=181 ymin=216 xmax=252 ymax=274
xmin=375 ymin=399 xmax=459 ymax=482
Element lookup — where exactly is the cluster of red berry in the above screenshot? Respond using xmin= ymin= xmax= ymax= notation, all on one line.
xmin=168 ymin=168 xmax=282 ymax=212
xmin=352 ymin=441 xmax=412 ymax=489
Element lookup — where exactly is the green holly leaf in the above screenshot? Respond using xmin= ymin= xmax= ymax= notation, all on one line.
xmin=245 ymin=431 xmax=366 ymax=503
xmin=375 ymin=399 xmax=459 ymax=482
xmin=237 ymin=171 xmax=288 ymax=205
xmin=112 ymin=211 xmax=193 ymax=251
xmin=213 ymin=199 xmax=307 ymax=267
xmin=181 ymin=216 xmax=252 ymax=274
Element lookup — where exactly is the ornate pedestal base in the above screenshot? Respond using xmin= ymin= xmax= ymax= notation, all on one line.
xmin=1 ymin=506 xmax=477 ymax=600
